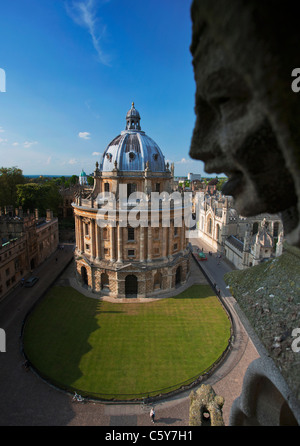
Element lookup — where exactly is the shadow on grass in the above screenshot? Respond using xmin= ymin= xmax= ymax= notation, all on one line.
xmin=23 ymin=286 xmax=102 ymax=396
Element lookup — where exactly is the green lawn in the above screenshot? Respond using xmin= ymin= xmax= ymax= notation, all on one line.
xmin=23 ymin=284 xmax=231 ymax=399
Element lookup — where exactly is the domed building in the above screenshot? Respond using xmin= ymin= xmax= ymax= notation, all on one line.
xmin=72 ymin=103 xmax=191 ymax=298
xmin=79 ymin=169 xmax=88 ymax=186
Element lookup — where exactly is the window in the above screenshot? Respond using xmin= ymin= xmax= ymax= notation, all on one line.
xmin=274 ymin=222 xmax=279 ymax=238
xmin=174 ymin=243 xmax=178 ymax=251
xmin=5 ymin=268 xmax=9 ymax=277
xmin=104 ymin=248 xmax=110 ymax=256
xmin=208 ymin=218 xmax=212 ymax=234
xmin=127 ymin=183 xmax=137 ymax=198
xmin=154 ymin=247 xmax=160 ymax=256
xmin=155 ymin=183 xmax=160 ymax=192
xmin=101 ymin=273 xmax=109 ymax=290
xmin=128 ymin=249 xmax=135 ymax=257
xmin=128 ymin=227 xmax=135 ymax=241
xmin=174 ymin=227 xmax=178 ymax=236
xmin=104 ymin=183 xmax=110 ymax=192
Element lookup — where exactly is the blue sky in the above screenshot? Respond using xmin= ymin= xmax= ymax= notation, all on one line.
xmin=0 ymin=0 xmax=206 ymax=177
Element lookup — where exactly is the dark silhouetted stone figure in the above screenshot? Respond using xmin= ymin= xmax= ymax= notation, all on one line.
xmin=189 ymin=0 xmax=300 ymax=248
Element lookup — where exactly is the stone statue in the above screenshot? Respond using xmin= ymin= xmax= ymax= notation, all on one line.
xmin=189 ymin=384 xmax=225 ymax=426
xmin=189 ymin=0 xmax=300 ymax=247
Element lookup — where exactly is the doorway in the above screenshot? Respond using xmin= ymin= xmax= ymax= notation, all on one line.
xmin=125 ymin=274 xmax=138 ymax=298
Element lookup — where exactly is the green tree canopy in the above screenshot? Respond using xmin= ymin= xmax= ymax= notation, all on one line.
xmin=0 ymin=166 xmax=25 ymax=208
xmin=16 ymin=182 xmax=62 ymax=217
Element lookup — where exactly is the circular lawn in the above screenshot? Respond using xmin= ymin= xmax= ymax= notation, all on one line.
xmin=23 ymin=284 xmax=231 ymax=400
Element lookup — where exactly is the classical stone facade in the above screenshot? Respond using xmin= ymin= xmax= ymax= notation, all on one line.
xmin=0 ymin=207 xmax=59 ymax=299
xmin=194 ymin=190 xmax=283 ymax=269
xmin=73 ymin=104 xmax=191 ymax=298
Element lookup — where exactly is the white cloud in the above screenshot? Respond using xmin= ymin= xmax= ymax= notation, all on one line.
xmin=78 ymin=131 xmax=91 ymax=139
xmin=68 ymin=158 xmax=78 ymax=165
xmin=0 ymin=138 xmax=7 ymax=143
xmin=0 ymin=127 xmax=4 ymax=133
xmin=66 ymin=0 xmax=111 ymax=66
xmin=24 ymin=141 xmax=38 ymax=148
xmin=176 ymin=158 xmax=188 ymax=164
xmin=12 ymin=142 xmax=19 ymax=146
xmin=92 ymin=151 xmax=101 ymax=156
xmin=46 ymin=156 xmax=52 ymax=165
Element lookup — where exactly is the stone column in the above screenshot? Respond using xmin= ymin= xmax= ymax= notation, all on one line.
xmin=79 ymin=216 xmax=84 ymax=253
xmin=140 ymin=226 xmax=145 ymax=261
xmin=168 ymin=222 xmax=173 ymax=258
xmin=147 ymin=226 xmax=152 ymax=262
xmin=110 ymin=225 xmax=116 ymax=262
xmin=117 ymin=223 xmax=123 ymax=263
xmin=181 ymin=217 xmax=185 ymax=251
xmin=91 ymin=219 xmax=96 ymax=260
xmin=96 ymin=223 xmax=101 ymax=260
xmin=162 ymin=226 xmax=167 ymax=259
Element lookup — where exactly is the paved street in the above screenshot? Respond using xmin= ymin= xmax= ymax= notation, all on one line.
xmin=0 ymin=240 xmax=259 ymax=426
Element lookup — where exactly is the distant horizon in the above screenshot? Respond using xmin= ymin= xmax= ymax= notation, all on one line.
xmin=23 ymin=173 xmax=227 ymax=179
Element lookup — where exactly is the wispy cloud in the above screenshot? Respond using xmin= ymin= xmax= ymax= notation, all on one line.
xmin=68 ymin=158 xmax=78 ymax=165
xmin=24 ymin=141 xmax=38 ymax=148
xmin=176 ymin=158 xmax=188 ymax=164
xmin=92 ymin=151 xmax=101 ymax=156
xmin=66 ymin=0 xmax=111 ymax=66
xmin=0 ymin=127 xmax=4 ymax=133
xmin=78 ymin=131 xmax=91 ymax=139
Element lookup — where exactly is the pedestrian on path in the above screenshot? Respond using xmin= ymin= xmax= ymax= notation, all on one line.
xmin=150 ymin=407 xmax=155 ymax=423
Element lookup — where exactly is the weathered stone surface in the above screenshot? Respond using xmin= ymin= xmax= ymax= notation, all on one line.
xmin=190 ymin=0 xmax=300 ymax=247
xmin=189 ymin=384 xmax=225 ymax=426
xmin=224 ymin=244 xmax=300 ymax=402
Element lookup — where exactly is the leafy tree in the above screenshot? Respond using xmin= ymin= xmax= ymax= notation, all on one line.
xmin=0 ymin=166 xmax=25 ymax=208
xmin=16 ymin=182 xmax=62 ymax=217
xmin=87 ymin=175 xmax=94 ymax=186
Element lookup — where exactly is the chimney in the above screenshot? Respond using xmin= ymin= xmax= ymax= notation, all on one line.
xmin=46 ymin=209 xmax=53 ymax=221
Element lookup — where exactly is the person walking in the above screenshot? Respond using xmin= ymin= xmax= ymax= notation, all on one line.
xmin=150 ymin=407 xmax=155 ymax=423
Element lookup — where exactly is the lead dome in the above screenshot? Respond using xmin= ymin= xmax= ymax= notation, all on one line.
xmin=100 ymin=103 xmax=167 ymax=173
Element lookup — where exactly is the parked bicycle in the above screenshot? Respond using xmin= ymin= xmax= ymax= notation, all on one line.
xmin=72 ymin=391 xmax=84 ymax=402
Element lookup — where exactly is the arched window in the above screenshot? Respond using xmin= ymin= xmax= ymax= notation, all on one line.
xmin=253 ymin=222 xmax=259 ymax=235
xmin=154 ymin=272 xmax=162 ymax=290
xmin=273 ymin=221 xmax=279 ymax=238
xmin=208 ymin=218 xmax=212 ymax=234
xmin=81 ymin=266 xmax=88 ymax=286
xmin=175 ymin=266 xmax=182 ymax=286
xmin=216 ymin=224 xmax=220 ymax=242
xmin=125 ymin=274 xmax=138 ymax=298
xmin=101 ymin=272 xmax=109 ymax=290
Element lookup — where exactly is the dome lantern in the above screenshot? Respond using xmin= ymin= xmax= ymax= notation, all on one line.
xmin=126 ymin=102 xmax=141 ymax=131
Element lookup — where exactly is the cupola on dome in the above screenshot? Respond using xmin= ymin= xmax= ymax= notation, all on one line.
xmin=100 ymin=103 xmax=167 ymax=173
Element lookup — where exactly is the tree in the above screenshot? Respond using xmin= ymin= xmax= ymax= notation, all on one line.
xmin=16 ymin=182 xmax=62 ymax=216
xmin=0 ymin=166 xmax=25 ymax=208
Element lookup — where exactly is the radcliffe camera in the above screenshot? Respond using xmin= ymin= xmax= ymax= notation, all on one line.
xmin=0 ymin=0 xmax=299 ymax=431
